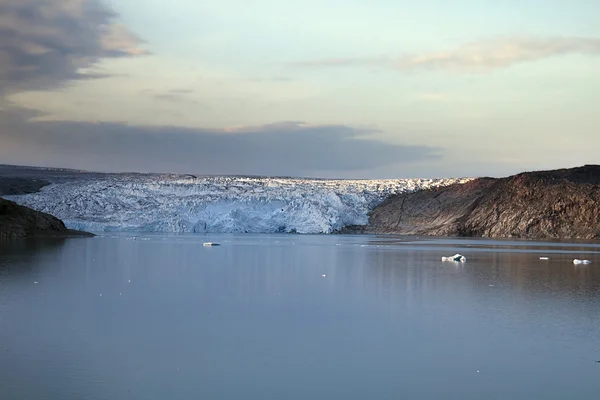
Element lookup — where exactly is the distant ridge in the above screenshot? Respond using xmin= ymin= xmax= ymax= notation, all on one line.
xmin=0 ymin=163 xmax=466 ymax=181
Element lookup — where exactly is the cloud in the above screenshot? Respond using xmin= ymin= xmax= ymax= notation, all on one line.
xmin=168 ymin=89 xmax=195 ymax=94
xmin=153 ymin=89 xmax=197 ymax=103
xmin=290 ymin=36 xmax=600 ymax=73
xmin=289 ymin=57 xmax=388 ymax=69
xmin=0 ymin=0 xmax=147 ymax=96
xmin=0 ymin=112 xmax=440 ymax=177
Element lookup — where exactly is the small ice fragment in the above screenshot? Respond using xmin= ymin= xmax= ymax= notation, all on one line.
xmin=489 ymin=284 xmax=494 ymax=287
xmin=539 ymin=257 xmax=549 ymax=260
xmin=203 ymin=242 xmax=220 ymax=247
xmin=321 ymin=274 xmax=327 ymax=278
xmin=99 ymin=294 xmax=103 ymax=296
xmin=477 ymin=370 xmax=480 ymax=373
xmin=128 ymin=280 xmax=131 ymax=283
xmin=442 ymin=254 xmax=466 ymax=262
xmin=119 ymin=293 xmax=122 ymax=296
xmin=33 ymin=281 xmax=38 ymax=284
xmin=573 ymin=259 xmax=591 ymax=265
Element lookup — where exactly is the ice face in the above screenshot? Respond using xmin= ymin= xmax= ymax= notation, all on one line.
xmin=6 ymin=174 xmax=470 ymax=234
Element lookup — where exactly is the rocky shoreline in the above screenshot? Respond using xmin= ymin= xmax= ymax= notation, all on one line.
xmin=3 ymin=164 xmax=600 ymax=240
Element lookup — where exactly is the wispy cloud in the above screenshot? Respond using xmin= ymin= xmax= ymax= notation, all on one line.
xmin=0 ymin=0 xmax=148 ymax=96
xmin=168 ymin=89 xmax=195 ymax=94
xmin=289 ymin=36 xmax=600 ymax=73
xmin=288 ymin=57 xmax=388 ymax=69
xmin=152 ymin=89 xmax=197 ymax=103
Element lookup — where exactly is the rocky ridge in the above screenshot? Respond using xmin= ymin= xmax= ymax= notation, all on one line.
xmin=353 ymin=165 xmax=600 ymax=240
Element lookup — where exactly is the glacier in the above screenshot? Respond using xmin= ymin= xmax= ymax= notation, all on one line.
xmin=6 ymin=173 xmax=470 ymax=234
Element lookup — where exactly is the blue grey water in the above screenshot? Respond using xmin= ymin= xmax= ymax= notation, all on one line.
xmin=1 ymin=234 xmax=600 ymax=399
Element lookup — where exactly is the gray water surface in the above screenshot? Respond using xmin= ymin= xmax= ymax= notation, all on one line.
xmin=1 ymin=234 xmax=600 ymax=399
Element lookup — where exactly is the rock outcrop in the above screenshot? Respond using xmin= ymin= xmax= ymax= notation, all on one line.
xmin=0 ymin=197 xmax=93 ymax=238
xmin=0 ymin=173 xmax=93 ymax=238
xmin=357 ymin=165 xmax=600 ymax=240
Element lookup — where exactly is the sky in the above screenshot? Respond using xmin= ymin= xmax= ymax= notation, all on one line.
xmin=1 ymin=0 xmax=599 ymax=179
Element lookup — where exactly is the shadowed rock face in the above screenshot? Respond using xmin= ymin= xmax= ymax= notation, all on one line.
xmin=0 ymin=198 xmax=93 ymax=238
xmin=1 ymin=198 xmax=66 ymax=237
xmin=361 ymin=165 xmax=600 ymax=240
xmin=0 ymin=167 xmax=93 ymax=237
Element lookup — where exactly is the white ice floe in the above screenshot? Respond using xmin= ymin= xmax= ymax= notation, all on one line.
xmin=442 ymin=254 xmax=467 ymax=262
xmin=539 ymin=257 xmax=549 ymax=260
xmin=203 ymin=242 xmax=220 ymax=247
xmin=6 ymin=173 xmax=469 ymax=234
xmin=573 ymin=259 xmax=591 ymax=265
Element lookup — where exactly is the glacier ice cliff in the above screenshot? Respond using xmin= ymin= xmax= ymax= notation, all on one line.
xmin=6 ymin=174 xmax=469 ymax=234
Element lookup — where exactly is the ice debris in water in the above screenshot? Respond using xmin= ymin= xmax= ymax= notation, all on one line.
xmin=573 ymin=259 xmax=591 ymax=265
xmin=203 ymin=242 xmax=220 ymax=247
xmin=441 ymin=254 xmax=467 ymax=262
xmin=539 ymin=257 xmax=549 ymax=260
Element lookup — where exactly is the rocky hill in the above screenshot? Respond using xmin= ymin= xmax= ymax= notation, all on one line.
xmin=356 ymin=165 xmax=600 ymax=240
xmin=0 ymin=198 xmax=93 ymax=238
xmin=0 ymin=174 xmax=92 ymax=238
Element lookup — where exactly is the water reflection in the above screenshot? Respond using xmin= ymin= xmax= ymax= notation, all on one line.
xmin=0 ymin=237 xmax=70 ymax=282
xmin=1 ymin=234 xmax=600 ymax=399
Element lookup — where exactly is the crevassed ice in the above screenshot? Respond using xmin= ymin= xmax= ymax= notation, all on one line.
xmin=7 ymin=174 xmax=470 ymax=234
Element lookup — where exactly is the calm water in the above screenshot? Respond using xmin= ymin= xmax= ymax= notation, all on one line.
xmin=1 ymin=234 xmax=600 ymax=399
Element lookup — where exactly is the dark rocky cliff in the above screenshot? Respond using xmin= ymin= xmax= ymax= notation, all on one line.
xmin=359 ymin=165 xmax=600 ymax=240
xmin=0 ymin=173 xmax=92 ymax=238
xmin=0 ymin=198 xmax=94 ymax=238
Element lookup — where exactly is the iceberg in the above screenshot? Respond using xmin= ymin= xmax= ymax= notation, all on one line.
xmin=6 ymin=173 xmax=468 ymax=234
xmin=573 ymin=259 xmax=591 ymax=265
xmin=442 ymin=254 xmax=467 ymax=262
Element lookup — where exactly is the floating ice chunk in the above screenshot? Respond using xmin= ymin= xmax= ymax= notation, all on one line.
xmin=573 ymin=259 xmax=591 ymax=265
xmin=441 ymin=254 xmax=466 ymax=262
xmin=203 ymin=242 xmax=221 ymax=247
xmin=33 ymin=281 xmax=38 ymax=284
xmin=539 ymin=257 xmax=549 ymax=260
xmin=321 ymin=274 xmax=327 ymax=278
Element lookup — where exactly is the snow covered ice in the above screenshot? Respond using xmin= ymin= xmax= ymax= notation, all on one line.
xmin=6 ymin=173 xmax=469 ymax=234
